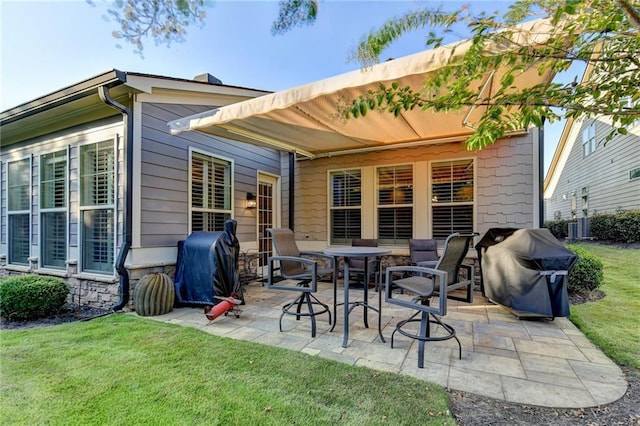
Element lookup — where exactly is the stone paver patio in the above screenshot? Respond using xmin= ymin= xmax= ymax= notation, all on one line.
xmin=149 ymin=281 xmax=627 ymax=409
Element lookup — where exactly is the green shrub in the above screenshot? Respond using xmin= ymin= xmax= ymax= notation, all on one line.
xmin=543 ymin=219 xmax=575 ymax=239
xmin=590 ymin=210 xmax=640 ymax=244
xmin=0 ymin=275 xmax=70 ymax=321
xmin=566 ymin=245 xmax=604 ymax=293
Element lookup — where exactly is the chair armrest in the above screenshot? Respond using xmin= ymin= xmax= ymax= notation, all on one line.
xmin=270 ymin=255 xmax=317 ymax=267
xmin=416 ymin=260 xmax=439 ymax=268
xmin=384 ymin=266 xmax=448 ymax=316
xmin=267 ymin=255 xmax=318 ymax=292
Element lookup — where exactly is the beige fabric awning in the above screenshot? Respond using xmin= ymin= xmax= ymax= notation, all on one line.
xmin=169 ymin=18 xmax=556 ymax=159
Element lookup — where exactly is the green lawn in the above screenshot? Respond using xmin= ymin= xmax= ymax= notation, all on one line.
xmin=1 ymin=242 xmax=637 ymax=425
xmin=568 ymin=243 xmax=640 ymax=370
xmin=0 ymin=315 xmax=454 ymax=425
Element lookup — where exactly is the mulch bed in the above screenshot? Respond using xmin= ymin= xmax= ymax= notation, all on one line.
xmin=447 ymin=368 xmax=640 ymax=425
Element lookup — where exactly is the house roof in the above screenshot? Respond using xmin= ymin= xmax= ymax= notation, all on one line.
xmin=0 ymin=70 xmax=270 ymax=147
xmin=168 ymin=18 xmax=558 ymax=160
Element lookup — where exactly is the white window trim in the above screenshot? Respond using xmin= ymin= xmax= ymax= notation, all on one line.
xmin=188 ymin=147 xmax=235 ymax=233
xmin=325 ymin=158 xmax=477 ymax=245
xmin=78 ymin=138 xmax=117 ymax=276
xmin=6 ymin=156 xmax=32 ymax=266
xmin=327 ymin=168 xmax=363 ymax=245
xmin=428 ymin=157 xmax=477 ymax=240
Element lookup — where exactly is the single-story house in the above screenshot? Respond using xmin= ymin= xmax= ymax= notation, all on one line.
xmin=1 ymin=18 xmax=557 ymax=309
xmin=1 ymin=70 xmax=282 ymax=308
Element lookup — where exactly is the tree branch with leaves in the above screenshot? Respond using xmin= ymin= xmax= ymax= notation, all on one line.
xmin=97 ymin=0 xmax=639 ymax=149
xmin=347 ymin=0 xmax=639 ymax=149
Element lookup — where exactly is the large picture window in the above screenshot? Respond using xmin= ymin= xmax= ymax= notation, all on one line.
xmin=377 ymin=165 xmax=413 ymax=245
xmin=7 ymin=158 xmax=31 ymax=266
xmin=190 ymin=151 xmax=232 ymax=232
xmin=431 ymin=159 xmax=474 ymax=239
xmin=329 ymin=169 xmax=362 ymax=244
xmin=80 ymin=140 xmax=115 ymax=274
xmin=40 ymin=150 xmax=67 ymax=269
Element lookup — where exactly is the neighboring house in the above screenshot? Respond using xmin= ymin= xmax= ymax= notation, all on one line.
xmin=544 ymin=94 xmax=640 ymax=230
xmin=1 ymin=70 xmax=281 ymax=308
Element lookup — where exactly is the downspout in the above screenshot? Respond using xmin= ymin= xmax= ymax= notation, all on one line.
xmin=288 ymin=152 xmax=295 ymax=231
xmin=538 ymin=124 xmax=545 ymax=228
xmin=98 ymin=86 xmax=133 ymax=311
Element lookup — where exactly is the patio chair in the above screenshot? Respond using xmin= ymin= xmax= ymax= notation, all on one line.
xmin=346 ymin=239 xmax=380 ymax=290
xmin=265 ymin=228 xmax=333 ymax=337
xmin=409 ymin=239 xmax=440 ymax=268
xmin=384 ymin=233 xmax=477 ymax=368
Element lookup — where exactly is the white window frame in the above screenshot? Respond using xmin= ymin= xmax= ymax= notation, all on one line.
xmin=376 ymin=163 xmax=414 ymax=245
xmin=7 ymin=157 xmax=32 ymax=266
xmin=39 ymin=149 xmax=69 ymax=270
xmin=79 ymin=139 xmax=117 ymax=275
xmin=582 ymin=122 xmax=596 ymax=157
xmin=429 ymin=158 xmax=475 ymax=240
xmin=188 ymin=147 xmax=234 ymax=233
xmin=328 ymin=168 xmax=362 ymax=245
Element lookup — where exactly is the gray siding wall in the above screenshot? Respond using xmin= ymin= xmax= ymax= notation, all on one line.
xmin=138 ymin=102 xmax=282 ymax=247
xmin=292 ymin=132 xmax=536 ymax=243
xmin=546 ymin=120 xmax=640 ymax=220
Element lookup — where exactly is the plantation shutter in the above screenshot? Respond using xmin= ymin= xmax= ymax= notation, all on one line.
xmin=7 ymin=158 xmax=31 ymax=265
xmin=330 ymin=169 xmax=362 ymax=244
xmin=377 ymin=165 xmax=413 ymax=245
xmin=191 ymin=152 xmax=232 ymax=232
xmin=41 ymin=150 xmax=67 ymax=269
xmin=431 ymin=159 xmax=474 ymax=239
xmin=80 ymin=141 xmax=115 ymax=274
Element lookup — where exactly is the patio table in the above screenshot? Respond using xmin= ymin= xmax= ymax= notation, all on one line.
xmin=324 ymin=246 xmax=391 ymax=348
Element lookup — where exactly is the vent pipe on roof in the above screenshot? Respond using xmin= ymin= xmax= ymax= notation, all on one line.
xmin=193 ymin=73 xmax=223 ymax=85
xmin=98 ymin=86 xmax=133 ymax=312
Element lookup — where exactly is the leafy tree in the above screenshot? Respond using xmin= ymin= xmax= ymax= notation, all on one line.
xmin=90 ymin=0 xmax=317 ymax=55
xmin=87 ymin=0 xmax=208 ymax=56
xmin=346 ymin=0 xmax=640 ymax=149
xmin=97 ymin=0 xmax=639 ymax=150
xmin=271 ymin=0 xmax=318 ymax=35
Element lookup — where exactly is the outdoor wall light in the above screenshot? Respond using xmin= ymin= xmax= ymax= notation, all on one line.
xmin=246 ymin=192 xmax=257 ymax=209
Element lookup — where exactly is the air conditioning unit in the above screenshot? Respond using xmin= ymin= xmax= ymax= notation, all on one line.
xmin=567 ymin=222 xmax=578 ymax=241
xmin=577 ymin=217 xmax=591 ymax=239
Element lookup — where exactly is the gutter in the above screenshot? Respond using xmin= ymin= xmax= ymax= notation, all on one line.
xmin=1 ymin=70 xmax=127 ymax=124
xmin=98 ymin=86 xmax=133 ymax=312
xmin=538 ymin=124 xmax=545 ymax=227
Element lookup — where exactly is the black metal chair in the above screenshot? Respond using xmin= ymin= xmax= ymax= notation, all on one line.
xmin=265 ymin=228 xmax=333 ymax=337
xmin=385 ymin=233 xmax=477 ymax=368
xmin=346 ymin=238 xmax=380 ymax=290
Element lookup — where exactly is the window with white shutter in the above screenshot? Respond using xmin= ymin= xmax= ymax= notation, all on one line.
xmin=190 ymin=151 xmax=232 ymax=232
xmin=431 ymin=159 xmax=474 ymax=239
xmin=7 ymin=158 xmax=31 ymax=265
xmin=377 ymin=165 xmax=413 ymax=245
xmin=329 ymin=169 xmax=362 ymax=244
xmin=40 ymin=150 xmax=67 ymax=269
xmin=80 ymin=140 xmax=115 ymax=274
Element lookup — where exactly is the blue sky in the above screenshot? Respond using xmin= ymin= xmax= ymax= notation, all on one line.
xmin=1 ymin=0 xmax=572 ymax=172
